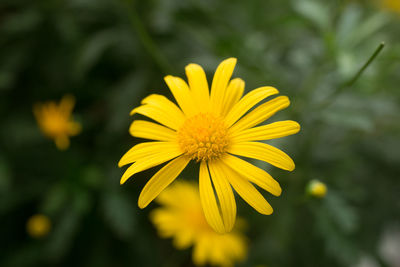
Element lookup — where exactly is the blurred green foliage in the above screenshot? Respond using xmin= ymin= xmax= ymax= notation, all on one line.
xmin=1 ymin=0 xmax=400 ymax=266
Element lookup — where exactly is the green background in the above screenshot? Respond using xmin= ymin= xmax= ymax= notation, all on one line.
xmin=1 ymin=0 xmax=399 ymax=266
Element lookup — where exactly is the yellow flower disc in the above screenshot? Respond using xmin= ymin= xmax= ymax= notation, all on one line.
xmin=177 ymin=113 xmax=230 ymax=161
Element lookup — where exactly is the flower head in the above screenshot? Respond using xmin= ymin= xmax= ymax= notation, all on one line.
xmin=307 ymin=179 xmax=327 ymax=198
xmin=150 ymin=181 xmax=247 ymax=267
xmin=26 ymin=214 xmax=51 ymax=238
xmin=119 ymin=58 xmax=300 ymax=233
xmin=33 ymin=95 xmax=81 ymax=150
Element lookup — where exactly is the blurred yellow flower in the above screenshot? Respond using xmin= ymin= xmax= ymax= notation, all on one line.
xmin=150 ymin=181 xmax=247 ymax=267
xmin=381 ymin=0 xmax=400 ymax=13
xmin=307 ymin=180 xmax=327 ymax=198
xmin=119 ymin=58 xmax=300 ymax=233
xmin=26 ymin=214 xmax=51 ymax=238
xmin=33 ymin=95 xmax=81 ymax=150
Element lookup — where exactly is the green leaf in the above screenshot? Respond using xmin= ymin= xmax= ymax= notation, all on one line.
xmin=102 ymin=190 xmax=136 ymax=239
xmin=46 ymin=209 xmax=81 ymax=261
xmin=322 ymin=107 xmax=374 ymax=133
xmin=74 ymin=29 xmax=124 ymax=80
xmin=292 ymin=0 xmax=331 ymax=31
xmin=40 ymin=183 xmax=69 ymax=215
xmin=325 ymin=191 xmax=358 ymax=234
xmin=81 ymin=165 xmax=104 ymax=189
xmin=0 ymin=156 xmax=11 ymax=194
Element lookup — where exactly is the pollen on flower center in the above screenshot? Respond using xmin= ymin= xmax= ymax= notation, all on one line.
xmin=177 ymin=113 xmax=229 ymax=161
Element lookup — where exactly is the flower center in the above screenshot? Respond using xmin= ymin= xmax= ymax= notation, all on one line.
xmin=43 ymin=113 xmax=68 ymax=136
xmin=177 ymin=113 xmax=229 ymax=161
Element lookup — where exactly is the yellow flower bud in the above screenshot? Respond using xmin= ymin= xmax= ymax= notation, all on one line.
xmin=26 ymin=214 xmax=51 ymax=238
xmin=307 ymin=180 xmax=327 ymax=198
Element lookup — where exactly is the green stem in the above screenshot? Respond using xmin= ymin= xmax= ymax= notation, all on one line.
xmin=345 ymin=42 xmax=385 ymax=87
xmin=124 ymin=1 xmax=174 ymax=74
xmin=318 ymin=42 xmax=385 ymax=109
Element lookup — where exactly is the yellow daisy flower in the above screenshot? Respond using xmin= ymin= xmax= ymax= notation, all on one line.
xmin=26 ymin=214 xmax=51 ymax=238
xmin=33 ymin=95 xmax=81 ymax=150
xmin=150 ymin=181 xmax=247 ymax=267
xmin=119 ymin=58 xmax=300 ymax=233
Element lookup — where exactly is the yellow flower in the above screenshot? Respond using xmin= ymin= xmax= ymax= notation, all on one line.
xmin=119 ymin=58 xmax=300 ymax=233
xmin=381 ymin=0 xmax=400 ymax=13
xmin=150 ymin=181 xmax=247 ymax=267
xmin=26 ymin=214 xmax=51 ymax=238
xmin=33 ymin=95 xmax=81 ymax=150
xmin=307 ymin=180 xmax=327 ymax=198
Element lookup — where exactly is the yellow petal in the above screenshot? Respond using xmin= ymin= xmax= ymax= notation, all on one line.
xmin=230 ymin=96 xmax=290 ymax=133
xmin=231 ymin=120 xmax=300 ymax=142
xmin=149 ymin=209 xmax=176 ymax=237
xmin=227 ymin=141 xmax=295 ymax=171
xmin=224 ymin=86 xmax=279 ymax=127
xmin=193 ymin=236 xmax=209 ymax=266
xmin=67 ymin=121 xmax=81 ymax=136
xmin=209 ymin=240 xmax=225 ymax=265
xmin=221 ymin=163 xmax=273 ymax=214
xmin=138 ymin=156 xmax=190 ymax=208
xmin=173 ymin=229 xmax=194 ymax=249
xmin=185 ymin=63 xmax=210 ymax=109
xmin=120 ymin=150 xmax=182 ymax=184
xmin=55 ymin=135 xmax=69 ymax=150
xmin=223 ymin=234 xmax=247 ymax=263
xmin=208 ymin=160 xmax=236 ymax=233
xmin=59 ymin=94 xmax=75 ymax=115
xmin=129 ymin=120 xmax=177 ymax=141
xmin=220 ymin=78 xmax=245 ymax=117
xmin=155 ymin=181 xmax=197 ymax=207
xmin=118 ymin=142 xmax=181 ymax=167
xmin=210 ymin=58 xmax=237 ymax=116
xmin=199 ymin=161 xmax=225 ymax=234
xmin=164 ymin=75 xmax=198 ymax=117
xmin=140 ymin=93 xmax=179 ymax=108
xmin=225 ymin=234 xmax=247 ymax=261
xmin=131 ymin=94 xmax=186 ymax=130
xmin=221 ymin=154 xmax=281 ymax=196
xmin=46 ymin=102 xmax=58 ymax=114
xmin=130 ymin=105 xmax=181 ymax=130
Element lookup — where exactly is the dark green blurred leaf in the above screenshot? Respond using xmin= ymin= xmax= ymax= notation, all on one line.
xmin=102 ymin=190 xmax=136 ymax=239
xmin=1 ymin=9 xmax=41 ymax=34
xmin=0 ymin=156 xmax=11 ymax=194
xmin=325 ymin=192 xmax=359 ymax=234
xmin=74 ymin=29 xmax=124 ymax=80
xmin=81 ymin=165 xmax=104 ymax=189
xmin=40 ymin=183 xmax=69 ymax=215
xmin=46 ymin=208 xmax=82 ymax=261
xmin=292 ymin=0 xmax=331 ymax=31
